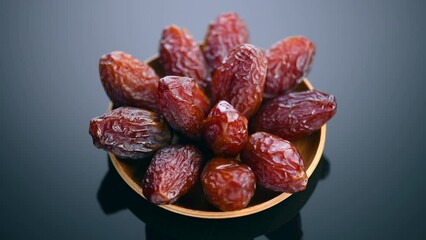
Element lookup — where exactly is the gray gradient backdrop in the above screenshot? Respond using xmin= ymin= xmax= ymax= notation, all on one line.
xmin=1 ymin=0 xmax=426 ymax=239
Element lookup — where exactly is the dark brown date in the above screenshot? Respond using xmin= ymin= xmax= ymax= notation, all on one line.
xmin=142 ymin=145 xmax=203 ymax=204
xmin=201 ymin=157 xmax=255 ymax=211
xmin=211 ymin=43 xmax=267 ymax=118
xmin=159 ymin=25 xmax=210 ymax=91
xmin=203 ymin=100 xmax=248 ymax=156
xmin=264 ymin=36 xmax=315 ymax=97
xmin=99 ymin=51 xmax=159 ymax=111
xmin=203 ymin=12 xmax=249 ymax=71
xmin=240 ymin=132 xmax=307 ymax=192
xmin=251 ymin=89 xmax=337 ymax=140
xmin=157 ymin=76 xmax=210 ymax=139
xmin=89 ymin=107 xmax=171 ymax=159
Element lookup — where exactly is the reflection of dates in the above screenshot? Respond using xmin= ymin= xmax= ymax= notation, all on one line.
xmin=211 ymin=44 xmax=267 ymax=118
xmin=99 ymin=51 xmax=159 ymax=111
xmin=160 ymin=25 xmax=210 ymax=91
xmin=251 ymin=89 xmax=337 ymax=140
xmin=265 ymin=36 xmax=315 ymax=97
xmin=157 ymin=76 xmax=210 ymax=139
xmin=203 ymin=12 xmax=249 ymax=71
xmin=203 ymin=101 xmax=248 ymax=156
xmin=143 ymin=145 xmax=203 ymax=205
xmin=89 ymin=107 xmax=171 ymax=159
xmin=241 ymin=132 xmax=307 ymax=193
xmin=201 ymin=157 xmax=255 ymax=211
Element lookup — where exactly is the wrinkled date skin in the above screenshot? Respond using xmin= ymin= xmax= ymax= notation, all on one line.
xmin=264 ymin=36 xmax=315 ymax=97
xmin=157 ymin=76 xmax=210 ymax=139
xmin=203 ymin=12 xmax=250 ymax=71
xmin=240 ymin=132 xmax=307 ymax=192
xmin=203 ymin=100 xmax=248 ymax=156
xmin=211 ymin=44 xmax=267 ymax=118
xmin=143 ymin=145 xmax=203 ymax=204
xmin=201 ymin=157 xmax=255 ymax=211
xmin=251 ymin=89 xmax=337 ymax=140
xmin=99 ymin=51 xmax=160 ymax=111
xmin=159 ymin=25 xmax=210 ymax=91
xmin=89 ymin=107 xmax=171 ymax=159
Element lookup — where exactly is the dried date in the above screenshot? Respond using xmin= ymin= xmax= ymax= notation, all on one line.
xmin=157 ymin=76 xmax=210 ymax=139
xmin=264 ymin=36 xmax=315 ymax=97
xmin=99 ymin=51 xmax=160 ymax=111
xmin=201 ymin=157 xmax=255 ymax=211
xmin=211 ymin=44 xmax=267 ymax=118
xmin=143 ymin=145 xmax=203 ymax=204
xmin=240 ymin=132 xmax=307 ymax=192
xmin=89 ymin=107 xmax=171 ymax=159
xmin=251 ymin=89 xmax=337 ymax=140
xmin=203 ymin=12 xmax=249 ymax=71
xmin=159 ymin=25 xmax=210 ymax=91
xmin=203 ymin=100 xmax=248 ymax=156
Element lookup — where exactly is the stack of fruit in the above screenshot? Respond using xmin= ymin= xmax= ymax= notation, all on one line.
xmin=89 ymin=12 xmax=337 ymax=211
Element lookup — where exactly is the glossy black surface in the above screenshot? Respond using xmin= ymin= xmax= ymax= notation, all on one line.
xmin=1 ymin=1 xmax=426 ymax=239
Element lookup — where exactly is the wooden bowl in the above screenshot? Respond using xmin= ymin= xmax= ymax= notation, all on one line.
xmin=108 ymin=57 xmax=326 ymax=219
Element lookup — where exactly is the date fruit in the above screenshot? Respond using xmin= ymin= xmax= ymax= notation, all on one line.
xmin=201 ymin=157 xmax=255 ymax=211
xmin=159 ymin=25 xmax=210 ymax=91
xmin=211 ymin=43 xmax=267 ymax=118
xmin=203 ymin=100 xmax=248 ymax=156
xmin=240 ymin=132 xmax=307 ymax=192
xmin=264 ymin=36 xmax=315 ymax=97
xmin=157 ymin=76 xmax=210 ymax=139
xmin=251 ymin=89 xmax=336 ymax=140
xmin=203 ymin=12 xmax=249 ymax=71
xmin=143 ymin=145 xmax=203 ymax=204
xmin=99 ymin=51 xmax=160 ymax=111
xmin=89 ymin=107 xmax=171 ymax=159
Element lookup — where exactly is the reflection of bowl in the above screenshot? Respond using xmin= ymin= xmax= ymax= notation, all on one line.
xmin=108 ymin=57 xmax=326 ymax=219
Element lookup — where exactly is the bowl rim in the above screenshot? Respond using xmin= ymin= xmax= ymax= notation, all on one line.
xmin=108 ymin=77 xmax=326 ymax=219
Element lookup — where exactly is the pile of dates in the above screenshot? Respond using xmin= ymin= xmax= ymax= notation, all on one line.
xmin=89 ymin=12 xmax=337 ymax=211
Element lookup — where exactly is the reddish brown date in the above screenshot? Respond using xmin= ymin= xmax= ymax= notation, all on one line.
xmin=89 ymin=107 xmax=171 ymax=159
xmin=251 ymin=89 xmax=337 ymax=140
xmin=240 ymin=132 xmax=307 ymax=192
xmin=201 ymin=157 xmax=255 ymax=211
xmin=99 ymin=51 xmax=159 ymax=111
xmin=203 ymin=12 xmax=249 ymax=71
xmin=203 ymin=101 xmax=248 ymax=156
xmin=211 ymin=44 xmax=267 ymax=118
xmin=159 ymin=25 xmax=210 ymax=91
xmin=143 ymin=145 xmax=203 ymax=204
xmin=157 ymin=76 xmax=210 ymax=139
xmin=264 ymin=36 xmax=315 ymax=97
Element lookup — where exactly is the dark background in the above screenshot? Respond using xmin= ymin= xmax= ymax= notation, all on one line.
xmin=1 ymin=0 xmax=425 ymax=239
